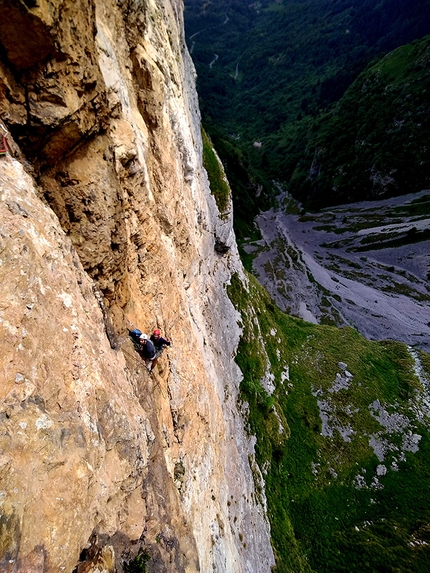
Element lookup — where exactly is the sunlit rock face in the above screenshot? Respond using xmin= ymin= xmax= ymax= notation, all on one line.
xmin=0 ymin=1 xmax=274 ymax=572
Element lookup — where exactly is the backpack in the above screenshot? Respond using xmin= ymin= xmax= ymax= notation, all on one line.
xmin=129 ymin=329 xmax=142 ymax=348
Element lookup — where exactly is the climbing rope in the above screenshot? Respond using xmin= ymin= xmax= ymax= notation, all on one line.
xmin=121 ymin=344 xmax=167 ymax=400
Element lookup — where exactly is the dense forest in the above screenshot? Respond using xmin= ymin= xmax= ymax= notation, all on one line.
xmin=184 ymin=0 xmax=430 ymax=224
xmin=291 ymin=35 xmax=430 ymax=208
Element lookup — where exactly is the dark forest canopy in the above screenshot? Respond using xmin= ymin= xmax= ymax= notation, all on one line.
xmin=185 ymin=0 xmax=430 ymax=218
xmin=289 ymin=36 xmax=430 ymax=208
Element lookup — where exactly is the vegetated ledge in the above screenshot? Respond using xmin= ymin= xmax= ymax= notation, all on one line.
xmin=201 ymin=126 xmax=231 ymax=215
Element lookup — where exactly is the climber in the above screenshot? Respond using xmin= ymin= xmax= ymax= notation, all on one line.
xmin=138 ymin=333 xmax=156 ymax=371
xmin=149 ymin=328 xmax=171 ymax=371
xmin=0 ymin=134 xmax=7 ymax=156
xmin=129 ymin=328 xmax=156 ymax=371
xmin=0 ymin=124 xmax=8 ymax=156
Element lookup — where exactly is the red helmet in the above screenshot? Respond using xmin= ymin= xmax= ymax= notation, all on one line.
xmin=153 ymin=329 xmax=161 ymax=335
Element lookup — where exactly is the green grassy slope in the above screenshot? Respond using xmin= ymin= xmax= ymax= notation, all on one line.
xmin=228 ymin=271 xmax=430 ymax=572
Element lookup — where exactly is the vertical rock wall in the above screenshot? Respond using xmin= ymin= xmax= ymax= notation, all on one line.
xmin=0 ymin=0 xmax=275 ymax=571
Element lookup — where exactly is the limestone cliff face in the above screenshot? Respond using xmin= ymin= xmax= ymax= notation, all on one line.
xmin=0 ymin=1 xmax=274 ymax=572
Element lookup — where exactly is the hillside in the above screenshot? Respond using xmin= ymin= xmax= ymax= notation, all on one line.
xmin=185 ymin=0 xmax=430 ymax=216
xmin=229 ymin=271 xmax=430 ymax=573
xmin=289 ymin=35 xmax=430 ymax=207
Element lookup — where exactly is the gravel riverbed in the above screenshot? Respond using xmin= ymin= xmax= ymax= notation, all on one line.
xmin=244 ymin=191 xmax=430 ymax=352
